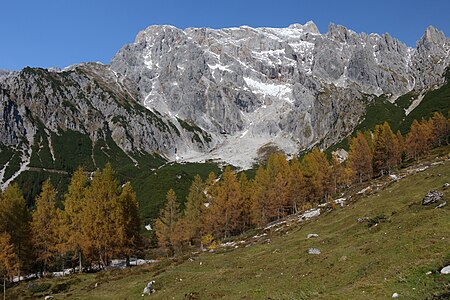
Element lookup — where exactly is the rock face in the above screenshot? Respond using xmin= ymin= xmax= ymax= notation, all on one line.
xmin=422 ymin=190 xmax=444 ymax=205
xmin=0 ymin=22 xmax=449 ymax=171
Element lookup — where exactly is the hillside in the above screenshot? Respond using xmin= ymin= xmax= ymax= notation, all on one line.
xmin=7 ymin=148 xmax=450 ymax=299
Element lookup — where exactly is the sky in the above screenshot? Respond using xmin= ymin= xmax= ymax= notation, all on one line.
xmin=1 ymin=0 xmax=449 ymax=70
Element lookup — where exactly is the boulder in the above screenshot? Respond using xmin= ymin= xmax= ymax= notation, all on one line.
xmin=307 ymin=233 xmax=319 ymax=239
xmin=392 ymin=292 xmax=399 ymax=298
xmin=422 ymin=190 xmax=444 ymax=205
xmin=441 ymin=265 xmax=450 ymax=274
xmin=142 ymin=280 xmax=156 ymax=296
xmin=436 ymin=201 xmax=447 ymax=209
xmin=307 ymin=248 xmax=321 ymax=255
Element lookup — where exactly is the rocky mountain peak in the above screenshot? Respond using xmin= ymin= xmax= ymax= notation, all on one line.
xmin=288 ymin=21 xmax=320 ymax=34
xmin=1 ymin=22 xmax=449 ymax=170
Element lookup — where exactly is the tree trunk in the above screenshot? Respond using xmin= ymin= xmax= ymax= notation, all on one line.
xmin=3 ymin=277 xmax=6 ymax=300
xmin=78 ymin=249 xmax=83 ymax=273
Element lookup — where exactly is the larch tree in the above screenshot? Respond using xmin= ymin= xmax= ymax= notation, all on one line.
xmin=373 ymin=122 xmax=399 ymax=176
xmin=208 ymin=167 xmax=243 ymax=239
xmin=62 ymin=167 xmax=88 ymax=272
xmin=330 ymin=154 xmax=349 ymax=195
xmin=348 ymin=132 xmax=373 ymax=183
xmin=31 ymin=179 xmax=59 ymax=274
xmin=266 ymin=153 xmax=292 ymax=218
xmin=251 ymin=165 xmax=271 ymax=227
xmin=238 ymin=172 xmax=253 ymax=231
xmin=430 ymin=111 xmax=449 ymax=146
xmin=0 ymin=232 xmax=19 ymax=298
xmin=406 ymin=119 xmax=432 ymax=161
xmin=113 ymin=182 xmax=141 ymax=264
xmin=395 ymin=130 xmax=406 ymax=165
xmin=0 ymin=184 xmax=32 ymax=278
xmin=183 ymin=175 xmax=207 ymax=246
xmin=81 ymin=163 xmax=119 ymax=268
xmin=289 ymin=158 xmax=306 ymax=214
xmin=154 ymin=189 xmax=180 ymax=256
xmin=300 ymin=147 xmax=332 ymax=205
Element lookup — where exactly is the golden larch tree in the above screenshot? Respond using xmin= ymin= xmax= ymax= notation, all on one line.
xmin=348 ymin=132 xmax=373 ymax=183
xmin=31 ymin=179 xmax=59 ymax=273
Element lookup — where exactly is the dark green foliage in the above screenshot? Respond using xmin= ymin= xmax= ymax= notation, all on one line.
xmin=0 ymin=145 xmax=14 ymax=166
xmin=132 ymin=162 xmax=220 ymax=223
xmin=14 ymin=171 xmax=71 ymax=207
xmin=400 ymin=78 xmax=450 ymax=133
xmin=3 ymin=150 xmax=22 ymax=180
xmin=354 ymin=96 xmax=404 ymax=134
xmin=29 ymin=121 xmax=54 ymax=169
xmin=177 ymin=118 xmax=212 ymax=143
xmin=52 ymin=129 xmax=95 ymax=172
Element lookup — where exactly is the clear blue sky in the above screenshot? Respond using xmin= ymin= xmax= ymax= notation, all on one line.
xmin=1 ymin=0 xmax=449 ymax=70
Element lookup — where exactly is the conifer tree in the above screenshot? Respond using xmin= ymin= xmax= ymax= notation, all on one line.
xmin=0 ymin=232 xmax=19 ymax=298
xmin=31 ymin=179 xmax=59 ymax=273
xmin=406 ymin=119 xmax=432 ymax=161
xmin=113 ymin=182 xmax=141 ymax=263
xmin=155 ymin=189 xmax=180 ymax=256
xmin=330 ymin=154 xmax=348 ymax=195
xmin=0 ymin=184 xmax=31 ymax=277
xmin=289 ymin=158 xmax=306 ymax=213
xmin=373 ymin=122 xmax=398 ymax=176
xmin=62 ymin=167 xmax=88 ymax=272
xmin=81 ymin=163 xmax=119 ymax=267
xmin=300 ymin=147 xmax=332 ymax=204
xmin=251 ymin=165 xmax=271 ymax=227
xmin=348 ymin=132 xmax=373 ymax=183
xmin=208 ymin=167 xmax=243 ymax=238
xmin=395 ymin=130 xmax=406 ymax=165
xmin=266 ymin=153 xmax=292 ymax=217
xmin=238 ymin=172 xmax=253 ymax=230
xmin=430 ymin=111 xmax=449 ymax=146
xmin=183 ymin=175 xmax=207 ymax=246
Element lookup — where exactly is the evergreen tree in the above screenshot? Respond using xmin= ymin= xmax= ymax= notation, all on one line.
xmin=0 ymin=184 xmax=32 ymax=277
xmin=31 ymin=180 xmax=58 ymax=273
xmin=154 ymin=189 xmax=180 ymax=256
xmin=348 ymin=132 xmax=373 ymax=183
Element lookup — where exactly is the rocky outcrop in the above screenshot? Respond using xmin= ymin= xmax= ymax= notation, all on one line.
xmin=422 ymin=190 xmax=444 ymax=205
xmin=0 ymin=22 xmax=449 ymax=169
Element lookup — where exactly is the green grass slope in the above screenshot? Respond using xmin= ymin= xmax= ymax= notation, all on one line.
xmin=8 ymin=150 xmax=450 ymax=299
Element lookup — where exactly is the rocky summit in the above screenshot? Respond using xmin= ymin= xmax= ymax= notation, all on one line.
xmin=0 ymin=22 xmax=449 ymax=174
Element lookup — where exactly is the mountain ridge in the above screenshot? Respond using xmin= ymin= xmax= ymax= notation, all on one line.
xmin=0 ymin=22 xmax=449 ymax=184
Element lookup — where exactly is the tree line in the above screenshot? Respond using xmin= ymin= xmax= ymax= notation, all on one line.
xmin=0 ymin=163 xmax=141 ymax=284
xmin=155 ymin=112 xmax=449 ymax=256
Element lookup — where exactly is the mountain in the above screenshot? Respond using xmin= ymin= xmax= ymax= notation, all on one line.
xmin=0 ymin=22 xmax=449 ymax=190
